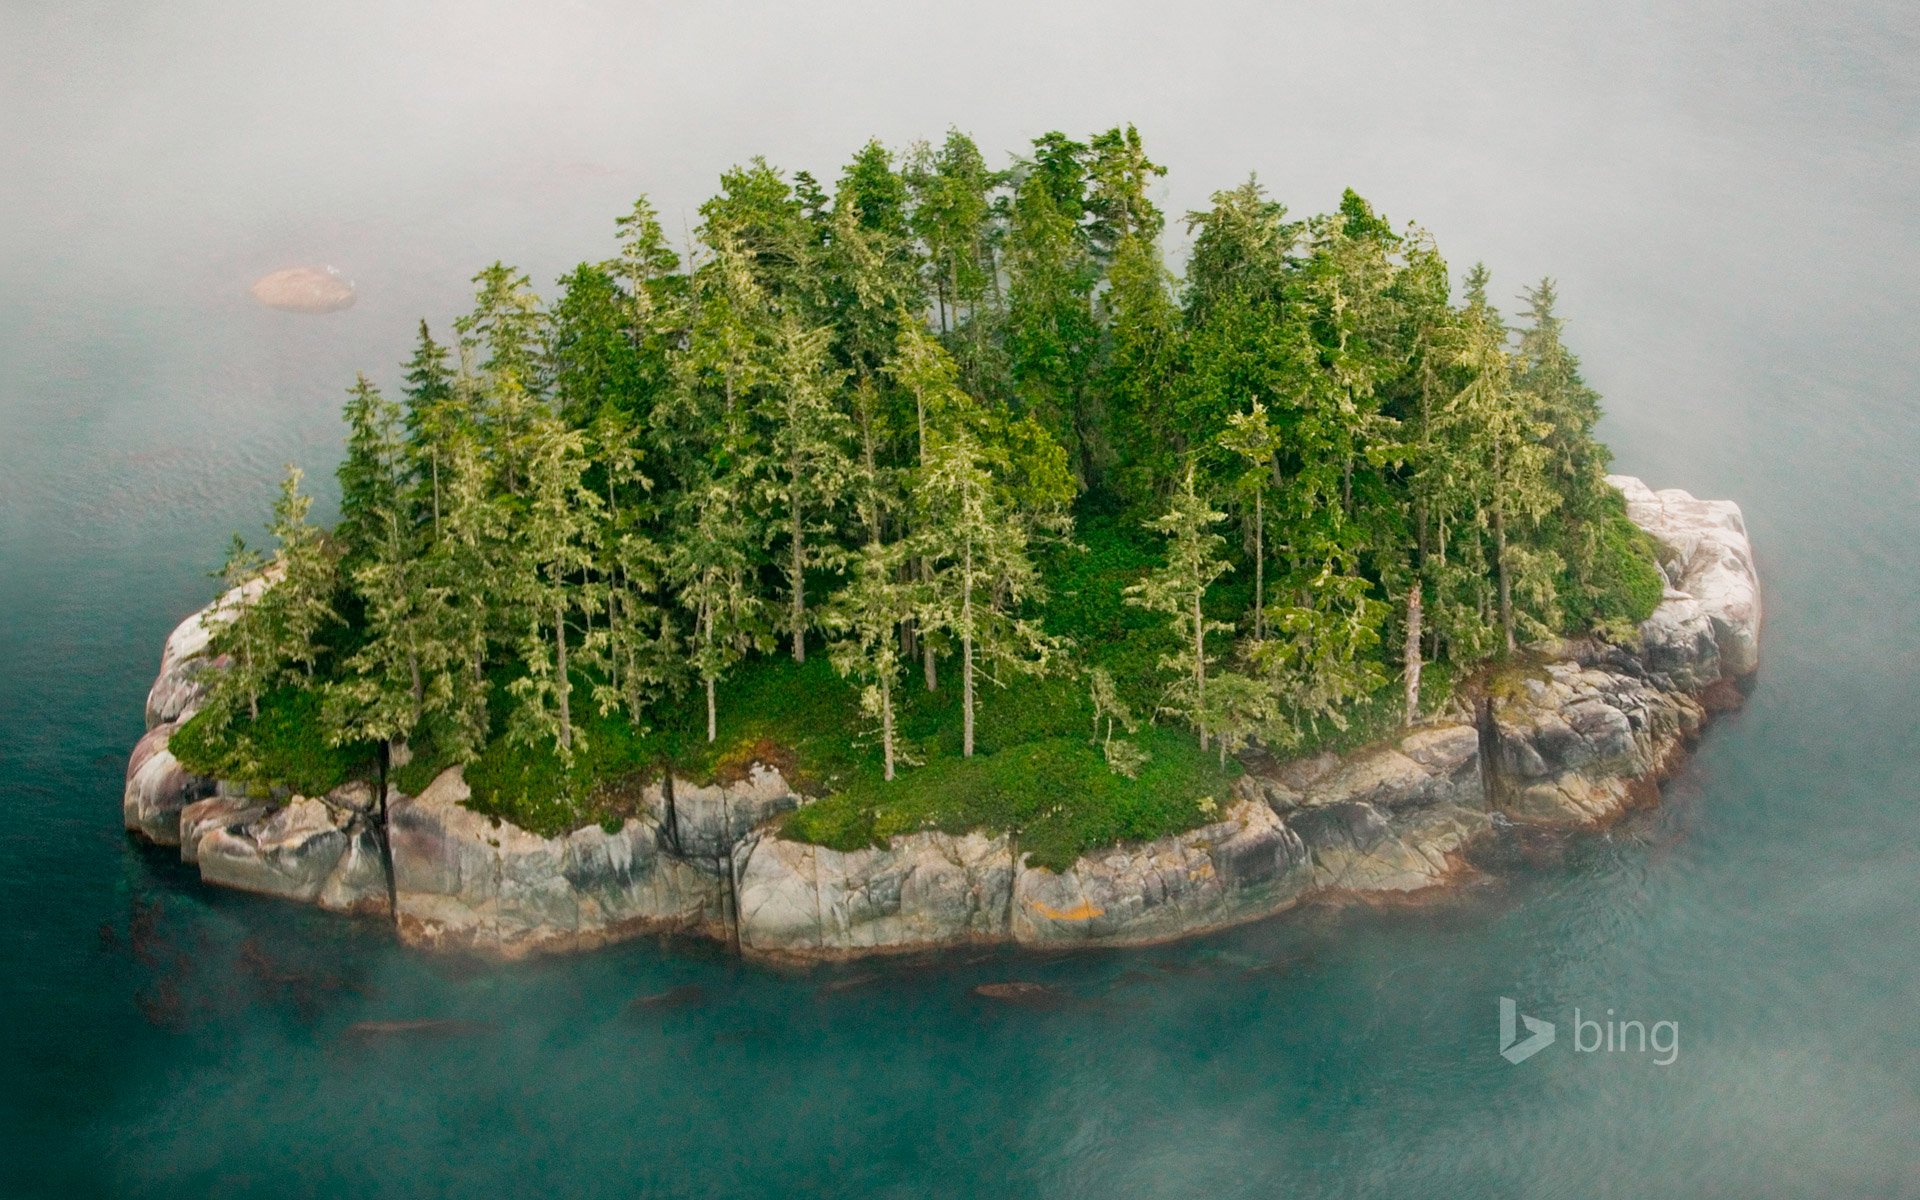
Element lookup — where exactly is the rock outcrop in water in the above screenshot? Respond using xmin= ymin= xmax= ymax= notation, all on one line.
xmin=124 ymin=476 xmax=1760 ymax=960
xmin=249 ymin=266 xmax=356 ymax=313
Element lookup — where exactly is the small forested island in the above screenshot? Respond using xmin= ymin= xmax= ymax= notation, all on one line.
xmin=126 ymin=128 xmax=1761 ymax=958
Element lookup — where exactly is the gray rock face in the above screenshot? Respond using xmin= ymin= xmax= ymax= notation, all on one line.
xmin=389 ymin=769 xmax=722 ymax=958
xmin=1299 ymin=723 xmax=1483 ymax=813
xmin=123 ymin=723 xmax=212 ymax=845
xmin=735 ymin=830 xmax=1014 ymax=956
xmin=1012 ymin=799 xmax=1309 ymax=945
xmin=1612 ymin=474 xmax=1762 ymax=680
xmin=646 ymin=766 xmax=800 ymax=860
xmin=1490 ymin=664 xmax=1704 ymax=828
xmin=197 ymin=795 xmax=350 ymax=903
xmin=1291 ymin=800 xmax=1492 ymax=893
xmin=178 ymin=793 xmax=269 ymax=865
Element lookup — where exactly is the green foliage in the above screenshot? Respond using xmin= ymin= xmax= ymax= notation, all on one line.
xmin=172 ymin=686 xmax=371 ymax=798
xmin=187 ymin=127 xmax=1654 ymax=867
xmin=784 ymin=725 xmax=1235 ymax=873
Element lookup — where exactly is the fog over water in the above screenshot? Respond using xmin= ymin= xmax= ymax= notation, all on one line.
xmin=2 ymin=3 xmax=1917 ymax=1196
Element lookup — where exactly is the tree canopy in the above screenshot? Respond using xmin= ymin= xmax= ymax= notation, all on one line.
xmin=175 ymin=126 xmax=1665 ymax=864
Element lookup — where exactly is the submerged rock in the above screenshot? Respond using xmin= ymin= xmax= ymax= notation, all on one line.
xmin=250 ymin=266 xmax=355 ymax=314
xmin=341 ymin=1019 xmax=494 ymax=1042
xmin=627 ymin=984 xmax=708 ymax=1013
xmin=972 ymin=981 xmax=1069 ymax=1006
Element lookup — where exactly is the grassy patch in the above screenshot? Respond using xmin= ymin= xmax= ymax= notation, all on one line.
xmin=169 ymin=685 xmax=372 ymax=797
xmin=784 ymin=724 xmax=1237 ymax=873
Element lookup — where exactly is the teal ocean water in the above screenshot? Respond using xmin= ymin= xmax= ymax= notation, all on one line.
xmin=3 ymin=4 xmax=1916 ymax=1196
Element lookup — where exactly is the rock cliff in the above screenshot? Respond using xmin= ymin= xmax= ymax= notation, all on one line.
xmin=123 ymin=476 xmax=1759 ymax=960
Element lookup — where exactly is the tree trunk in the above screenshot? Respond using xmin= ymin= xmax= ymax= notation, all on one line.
xmin=961 ymin=546 xmax=975 ymax=758
xmin=376 ymin=739 xmax=398 ymax=930
xmin=921 ymin=558 xmax=937 ymax=692
xmin=1192 ymin=587 xmax=1208 ymax=752
xmin=1492 ymin=439 xmax=1515 ymax=653
xmin=790 ymin=501 xmax=806 ymax=663
xmin=1404 ymin=588 xmax=1423 ymax=725
xmin=1253 ymin=487 xmax=1265 ymax=640
xmin=703 ymin=602 xmax=717 ymax=743
xmin=962 ymin=633 xmax=975 ymax=758
xmin=554 ymin=597 xmax=571 ymax=750
xmin=881 ymin=678 xmax=895 ymax=781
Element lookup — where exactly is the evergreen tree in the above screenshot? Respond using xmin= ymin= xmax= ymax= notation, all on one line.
xmin=915 ymin=425 xmax=1058 ymax=757
xmin=400 ymin=322 xmax=458 ymax=540
xmin=1126 ymin=465 xmax=1233 ymax=750
xmin=430 ymin=429 xmax=501 ymax=759
xmin=336 ymin=375 xmax=406 ymax=571
xmin=456 ymin=262 xmax=546 ymax=392
xmin=759 ymin=315 xmax=854 ymax=662
xmin=669 ymin=475 xmax=766 ymax=743
xmin=1448 ymin=272 xmax=1561 ymax=652
xmin=206 ymin=535 xmax=270 ymax=722
xmin=1005 ymin=145 xmax=1102 ymax=485
xmin=906 ymin=129 xmax=995 ymax=341
xmin=1101 ymin=229 xmax=1185 ymax=505
xmin=1218 ymin=399 xmax=1282 ymax=638
xmin=825 ymin=537 xmax=913 ymax=780
xmin=1252 ymin=553 xmax=1389 ymax=747
xmin=505 ymin=420 xmax=603 ymax=758
xmin=258 ymin=465 xmax=337 ymax=686
xmin=1085 ymin=123 xmax=1165 ymax=259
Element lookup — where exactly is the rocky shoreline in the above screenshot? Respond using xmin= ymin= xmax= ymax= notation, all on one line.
xmin=123 ymin=475 xmax=1760 ymax=961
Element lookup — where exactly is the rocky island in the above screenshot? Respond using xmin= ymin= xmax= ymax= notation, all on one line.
xmin=123 ymin=128 xmax=1760 ymax=961
xmin=126 ymin=474 xmax=1757 ymax=958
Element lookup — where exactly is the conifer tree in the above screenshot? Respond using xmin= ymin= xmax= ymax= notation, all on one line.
xmin=669 ymin=476 xmax=765 ymax=743
xmin=760 ymin=315 xmax=854 ymax=662
xmin=336 ymin=375 xmax=406 ymax=571
xmin=906 ymin=129 xmax=994 ymax=339
xmin=825 ymin=537 xmax=912 ymax=780
xmin=1219 ymin=399 xmax=1283 ymax=638
xmin=506 ymin=420 xmax=602 ymax=758
xmin=915 ymin=425 xmax=1058 ymax=757
xmin=207 ymin=535 xmax=270 ymax=722
xmin=885 ymin=324 xmax=974 ymax=691
xmin=1126 ymin=464 xmax=1233 ymax=750
xmin=400 ymin=322 xmax=458 ymax=540
xmin=1101 ymin=229 xmax=1185 ymax=505
xmin=430 ymin=429 xmax=500 ymax=759
xmin=1252 ymin=554 xmax=1388 ymax=746
xmin=259 ymin=464 xmax=336 ymax=685
xmin=1005 ymin=146 xmax=1102 ymax=485
xmin=1449 ymin=272 xmax=1561 ymax=652
xmin=1085 ymin=124 xmax=1165 ymax=259
xmin=457 ymin=263 xmax=546 ymax=392
xmin=585 ymin=410 xmax=671 ymax=727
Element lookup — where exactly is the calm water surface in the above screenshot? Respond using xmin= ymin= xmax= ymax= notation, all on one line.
xmin=2 ymin=3 xmax=1916 ymax=1196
